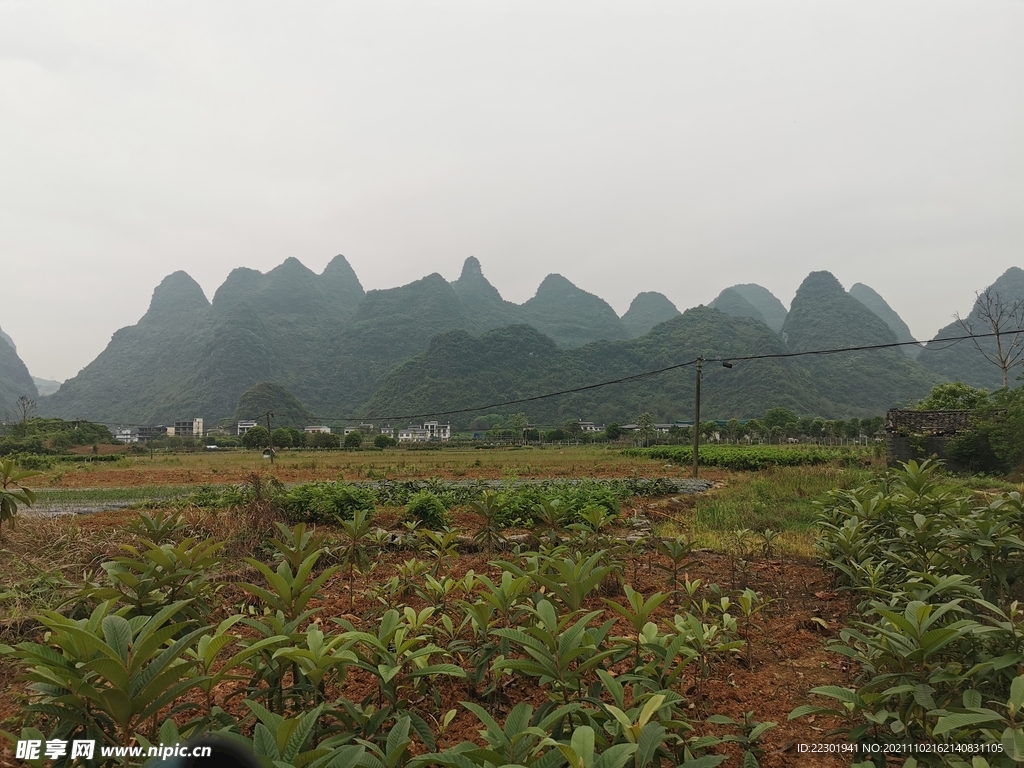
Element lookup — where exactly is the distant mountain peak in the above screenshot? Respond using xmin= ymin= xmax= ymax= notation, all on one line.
xmin=268 ymin=256 xmax=317 ymax=279
xmin=460 ymin=256 xmax=483 ymax=279
xmin=782 ymin=271 xmax=896 ymax=353
xmin=709 ymin=288 xmax=767 ymax=328
xmin=0 ymin=325 xmax=15 ymax=352
xmin=322 ymin=254 xmax=362 ymax=285
xmin=983 ymin=267 xmax=1024 ymax=302
xmin=849 ymin=283 xmax=920 ymax=358
xmin=534 ymin=273 xmax=577 ymax=296
xmin=621 ymin=292 xmax=680 ymax=337
xmin=522 ymin=274 xmax=629 ymax=347
xmin=800 ymin=271 xmax=846 ymax=297
xmin=453 ymin=255 xmax=503 ymax=299
xmin=143 ymin=271 xmax=210 ymax=319
xmin=712 ymin=284 xmax=788 ymax=332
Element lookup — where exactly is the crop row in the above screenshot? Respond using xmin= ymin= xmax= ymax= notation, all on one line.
xmin=2 ymin=509 xmax=777 ymax=768
xmin=624 ymin=445 xmax=858 ymax=471
xmin=182 ymin=476 xmax=714 ymax=527
xmin=794 ymin=460 xmax=1024 ymax=764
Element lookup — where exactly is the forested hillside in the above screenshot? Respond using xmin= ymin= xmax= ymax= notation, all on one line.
xmin=918 ymin=267 xmax=1024 ymax=390
xmin=712 ymin=284 xmax=788 ymax=332
xmin=779 ymin=271 xmax=936 ymax=412
xmin=38 ymin=257 xmax=657 ymax=424
xmin=621 ymin=292 xmax=680 ymax=337
xmin=33 ymin=255 xmax=1018 ymax=429
xmin=849 ymin=282 xmax=920 ymax=358
xmin=0 ymin=325 xmax=38 ymax=419
xmin=362 ymin=303 xmax=935 ymax=428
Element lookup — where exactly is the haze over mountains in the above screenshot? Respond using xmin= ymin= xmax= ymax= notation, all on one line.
xmin=1 ymin=257 xmax=1021 ymax=428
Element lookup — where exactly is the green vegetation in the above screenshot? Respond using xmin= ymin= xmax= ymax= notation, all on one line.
xmin=625 ymin=444 xmax=861 ymax=471
xmin=1 ymin=507 xmax=781 ymax=768
xmin=285 ymin=482 xmax=375 ymax=524
xmin=914 ymin=381 xmax=990 ymax=410
xmin=794 ymin=460 xmax=1024 ymax=758
xmin=0 ymin=417 xmax=113 ymax=456
xmin=620 ymin=291 xmax=680 ymax=338
xmin=0 ymin=458 xmax=40 ymax=534
xmin=918 ymin=266 xmax=1024 ymax=390
xmin=947 ymin=385 xmax=1024 ymax=474
xmin=403 ymin=491 xmax=451 ymax=529
xmin=181 ymin=477 xmax=701 ymax=529
xmin=365 ymin=304 xmax=932 ymax=429
xmin=45 ymin=259 xmax=1015 ymax=438
xmin=710 ymin=284 xmax=790 ymax=334
xmin=686 ymin=464 xmax=873 ymax=533
xmin=234 ymin=381 xmax=313 ymax=429
xmin=849 ymin=282 xmax=920 ymax=358
xmin=0 ymin=327 xmax=37 ymax=419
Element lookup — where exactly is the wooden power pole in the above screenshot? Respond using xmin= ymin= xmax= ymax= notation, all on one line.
xmin=692 ymin=357 xmax=703 ymax=479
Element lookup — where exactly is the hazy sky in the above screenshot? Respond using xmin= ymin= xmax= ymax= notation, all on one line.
xmin=2 ymin=1 xmax=1021 ymax=382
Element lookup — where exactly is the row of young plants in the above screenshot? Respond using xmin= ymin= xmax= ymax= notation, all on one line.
xmin=623 ymin=445 xmax=862 ymax=471
xmin=795 ymin=460 xmax=1024 ymax=767
xmin=181 ymin=477 xmax=709 ymax=528
xmin=1 ymin=502 xmax=777 ymax=768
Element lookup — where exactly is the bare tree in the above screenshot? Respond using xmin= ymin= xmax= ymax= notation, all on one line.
xmin=15 ymin=396 xmax=36 ymax=422
xmin=955 ymin=288 xmax=1024 ymax=389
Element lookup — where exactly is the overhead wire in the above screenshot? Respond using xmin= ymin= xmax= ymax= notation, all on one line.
xmin=67 ymin=328 xmax=1020 ymax=429
xmin=306 ymin=329 xmax=1019 ymax=423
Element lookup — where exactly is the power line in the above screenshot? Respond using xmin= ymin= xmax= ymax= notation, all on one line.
xmin=69 ymin=328 xmax=1021 ymax=428
xmin=305 ymin=329 xmax=1019 ymax=423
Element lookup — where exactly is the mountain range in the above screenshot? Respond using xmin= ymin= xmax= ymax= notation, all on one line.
xmin=1 ymin=257 xmax=1021 ymax=429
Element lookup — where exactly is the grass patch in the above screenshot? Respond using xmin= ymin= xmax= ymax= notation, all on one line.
xmin=654 ymin=464 xmax=875 ymax=557
xmin=33 ymin=485 xmax=199 ymax=508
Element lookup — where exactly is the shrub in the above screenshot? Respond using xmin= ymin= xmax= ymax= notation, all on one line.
xmin=286 ymin=482 xmax=375 ymax=523
xmin=404 ymin=491 xmax=450 ymax=529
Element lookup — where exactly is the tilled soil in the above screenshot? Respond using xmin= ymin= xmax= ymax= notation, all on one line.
xmin=0 ymin=505 xmax=856 ymax=768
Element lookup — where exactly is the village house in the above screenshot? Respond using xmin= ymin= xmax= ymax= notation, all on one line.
xmin=237 ymin=420 xmax=258 ymax=435
xmin=113 ymin=426 xmax=138 ymax=443
xmin=398 ymin=420 xmax=451 ymax=442
xmin=173 ymin=418 xmax=204 ymax=439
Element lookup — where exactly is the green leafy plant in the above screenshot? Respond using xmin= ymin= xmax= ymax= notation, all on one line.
xmin=2 ymin=599 xmax=207 ymax=748
xmin=405 ymin=491 xmax=451 ymax=530
xmin=493 ymin=599 xmax=616 ymax=707
xmin=0 ymin=458 xmax=41 ymax=536
xmin=468 ymin=491 xmax=508 ymax=556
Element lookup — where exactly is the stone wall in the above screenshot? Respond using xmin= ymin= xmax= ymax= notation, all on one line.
xmin=885 ymin=434 xmax=969 ymax=472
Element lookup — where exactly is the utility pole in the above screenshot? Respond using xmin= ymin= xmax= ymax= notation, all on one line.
xmin=692 ymin=357 xmax=703 ymax=479
xmin=266 ymin=412 xmax=274 ymax=465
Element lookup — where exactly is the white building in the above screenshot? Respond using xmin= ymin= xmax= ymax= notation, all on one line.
xmin=113 ymin=427 xmax=138 ymax=443
xmin=423 ymin=421 xmax=451 ymax=441
xmin=304 ymin=425 xmax=331 ymax=434
xmin=398 ymin=421 xmax=451 ymax=442
xmin=398 ymin=426 xmax=430 ymax=442
xmin=237 ymin=420 xmax=259 ymax=435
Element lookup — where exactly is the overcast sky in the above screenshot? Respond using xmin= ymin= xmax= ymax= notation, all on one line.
xmin=2 ymin=1 xmax=1021 ymax=382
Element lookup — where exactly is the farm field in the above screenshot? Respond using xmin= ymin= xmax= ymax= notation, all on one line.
xmin=38 ymin=446 xmax=700 ymax=489
xmin=4 ymin=447 xmax=1019 ymax=766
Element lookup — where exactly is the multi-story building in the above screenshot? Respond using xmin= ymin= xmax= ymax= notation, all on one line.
xmin=304 ymin=425 xmax=331 ymax=434
xmin=237 ymin=420 xmax=259 ymax=435
xmin=136 ymin=425 xmax=167 ymax=442
xmin=398 ymin=421 xmax=451 ymax=442
xmin=173 ymin=418 xmax=204 ymax=439
xmin=113 ymin=427 xmax=138 ymax=443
